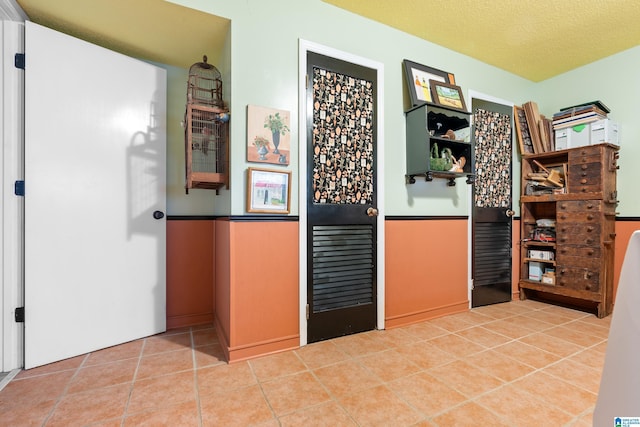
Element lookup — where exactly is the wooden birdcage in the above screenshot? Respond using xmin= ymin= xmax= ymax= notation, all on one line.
xmin=184 ymin=56 xmax=229 ymax=193
xmin=187 ymin=55 xmax=223 ymax=107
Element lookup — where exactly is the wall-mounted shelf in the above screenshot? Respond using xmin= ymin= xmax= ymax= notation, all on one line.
xmin=405 ymin=102 xmax=474 ymax=186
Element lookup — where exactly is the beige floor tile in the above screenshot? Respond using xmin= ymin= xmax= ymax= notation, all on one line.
xmin=278 ymin=401 xmax=357 ymax=426
xmin=388 ymin=372 xmax=467 ymax=417
xmin=136 ymin=348 xmax=193 ymax=380
xmin=1 ymin=370 xmax=75 ymax=407
xmin=427 ymin=333 xmax=486 ymax=357
xmin=84 ymin=340 xmax=143 ymax=366
xmin=358 ymin=349 xmax=422 ymax=382
xmin=331 ymin=332 xmax=389 ymax=357
xmin=493 ymin=340 xmax=561 ymax=369
xmin=194 ymin=342 xmax=226 ymax=368
xmin=127 ymin=370 xmax=195 ymax=414
xmin=46 ymin=383 xmax=130 ymax=427
xmin=313 ymin=359 xmax=382 ymax=398
xmin=455 ymin=325 xmax=513 ymax=349
xmin=569 ymin=346 xmax=607 ymax=370
xmin=249 ymin=350 xmax=307 ymax=382
xmin=567 ymin=319 xmax=610 ymax=339
xmin=544 ymin=324 xmax=608 ymax=347
xmin=395 ymin=340 xmax=457 ymax=370
xmin=339 ymin=384 xmax=423 ymax=426
xmin=507 ymin=314 xmax=557 ymax=333
xmin=294 ymin=339 xmax=350 ymax=370
xmin=427 ymin=359 xmax=504 ymax=398
xmin=471 ymin=349 xmax=536 ymax=382
xmin=260 ymin=371 xmax=331 ymax=416
xmin=539 ymin=304 xmax=592 ymax=320
xmin=512 ymin=371 xmax=598 ymax=417
xmin=366 ymin=327 xmax=420 ymax=349
xmin=431 ymin=401 xmax=510 ymax=427
xmin=15 ymin=355 xmax=85 ymax=379
xmin=521 ymin=308 xmax=582 ymax=326
xmin=399 ymin=321 xmax=449 ymax=340
xmin=470 ymin=303 xmax=519 ymax=320
xmin=519 ymin=331 xmax=585 ymax=357
xmin=197 ymin=361 xmax=257 ymax=396
xmin=200 ymin=384 xmax=275 ymax=426
xmin=0 ymin=397 xmax=57 ymax=426
xmin=124 ymin=400 xmax=199 ymax=426
xmin=191 ymin=328 xmax=218 ymax=347
xmin=67 ymin=358 xmax=138 ymax=394
xmin=426 ymin=312 xmax=477 ymax=332
xmin=143 ymin=333 xmax=192 ymax=355
xmin=543 ymin=358 xmax=603 ymax=394
xmin=482 ymin=318 xmax=537 ymax=339
xmin=475 ymin=383 xmax=574 ymax=426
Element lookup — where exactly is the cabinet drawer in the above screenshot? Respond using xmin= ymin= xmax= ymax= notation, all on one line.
xmin=568 ymin=145 xmax=603 ymax=161
xmin=555 ymin=254 xmax=601 ymax=270
xmin=557 ymin=226 xmax=600 ymax=245
xmin=556 ymin=266 xmax=600 ymax=292
xmin=557 ymin=200 xmax=603 ymax=212
xmin=556 ymin=245 xmax=601 ymax=259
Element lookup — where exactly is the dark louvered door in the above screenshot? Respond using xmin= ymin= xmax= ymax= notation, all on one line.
xmin=471 ymin=102 xmax=513 ymax=307
xmin=306 ymin=52 xmax=377 ymax=343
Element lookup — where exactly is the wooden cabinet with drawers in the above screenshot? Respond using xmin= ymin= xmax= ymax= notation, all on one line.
xmin=519 ymin=143 xmax=619 ymax=317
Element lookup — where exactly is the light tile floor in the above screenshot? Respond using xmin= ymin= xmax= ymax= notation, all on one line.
xmin=0 ymin=300 xmax=611 ymax=426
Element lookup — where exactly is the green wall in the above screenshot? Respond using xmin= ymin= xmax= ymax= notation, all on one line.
xmin=166 ymin=0 xmax=638 ymax=217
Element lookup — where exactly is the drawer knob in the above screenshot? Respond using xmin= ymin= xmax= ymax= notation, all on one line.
xmin=585 ymin=284 xmax=592 ymax=290
xmin=560 ymin=204 xmax=567 ymax=210
xmin=586 ymin=238 xmax=594 ymax=244
xmin=581 ymin=178 xmax=587 ymax=184
xmin=588 ymin=249 xmax=594 ymax=255
xmin=587 ymin=226 xmax=594 ymax=232
xmin=581 ymin=164 xmax=588 ymax=170
xmin=587 ymin=214 xmax=594 ymax=220
xmin=587 ymin=204 xmax=593 ymax=209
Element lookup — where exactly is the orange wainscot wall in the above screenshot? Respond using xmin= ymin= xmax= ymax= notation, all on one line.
xmin=166 ymin=219 xmax=215 ymax=330
xmin=215 ymin=219 xmax=300 ymax=363
xmin=385 ymin=218 xmax=469 ymax=328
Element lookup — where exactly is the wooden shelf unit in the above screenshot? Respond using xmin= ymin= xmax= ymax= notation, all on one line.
xmin=519 ymin=143 xmax=619 ymax=318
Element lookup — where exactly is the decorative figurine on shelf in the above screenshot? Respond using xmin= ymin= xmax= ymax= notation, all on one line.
xmin=449 ymin=155 xmax=466 ymax=173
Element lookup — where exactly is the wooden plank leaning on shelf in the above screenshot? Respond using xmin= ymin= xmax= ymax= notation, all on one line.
xmin=523 ymin=101 xmax=544 ymax=153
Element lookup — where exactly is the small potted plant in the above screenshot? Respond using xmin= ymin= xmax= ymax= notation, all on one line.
xmin=264 ymin=112 xmax=290 ymax=154
xmin=253 ymin=135 xmax=270 ymax=160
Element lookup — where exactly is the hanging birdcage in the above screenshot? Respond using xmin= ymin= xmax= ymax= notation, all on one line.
xmin=186 ymin=55 xmax=224 ymax=107
xmin=184 ymin=55 xmax=229 ymax=194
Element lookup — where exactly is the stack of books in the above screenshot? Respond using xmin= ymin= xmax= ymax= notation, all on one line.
xmin=552 ymin=100 xmax=609 ymax=130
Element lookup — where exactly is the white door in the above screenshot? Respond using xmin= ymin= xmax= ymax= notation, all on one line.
xmin=23 ymin=22 xmax=166 ymax=369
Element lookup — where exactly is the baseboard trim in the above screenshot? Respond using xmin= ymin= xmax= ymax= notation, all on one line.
xmin=385 ymin=300 xmax=469 ymax=329
xmin=167 ymin=312 xmax=214 ymax=330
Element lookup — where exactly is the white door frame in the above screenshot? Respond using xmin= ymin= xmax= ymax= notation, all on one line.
xmin=298 ymin=40 xmax=385 ymax=346
xmin=467 ymin=90 xmax=514 ymax=306
xmin=1 ymin=18 xmax=25 ymax=372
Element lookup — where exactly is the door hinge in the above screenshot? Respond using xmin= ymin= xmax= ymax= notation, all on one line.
xmin=306 ymin=303 xmax=310 ymax=320
xmin=305 ymin=74 xmax=308 ymax=89
xmin=15 ymin=307 xmax=25 ymax=323
xmin=15 ymin=53 xmax=25 ymax=69
xmin=14 ymin=180 xmax=25 ymax=196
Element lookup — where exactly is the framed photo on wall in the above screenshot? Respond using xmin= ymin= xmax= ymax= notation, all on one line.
xmin=246 ymin=167 xmax=291 ymax=214
xmin=402 ymin=59 xmax=456 ymax=107
xmin=429 ymin=80 xmax=467 ymax=111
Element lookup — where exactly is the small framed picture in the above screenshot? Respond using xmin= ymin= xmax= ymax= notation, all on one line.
xmin=246 ymin=167 xmax=291 ymax=214
xmin=402 ymin=59 xmax=455 ymax=107
xmin=429 ymin=80 xmax=467 ymax=111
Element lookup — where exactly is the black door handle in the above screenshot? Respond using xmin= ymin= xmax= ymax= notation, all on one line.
xmin=153 ymin=210 xmax=165 ymax=220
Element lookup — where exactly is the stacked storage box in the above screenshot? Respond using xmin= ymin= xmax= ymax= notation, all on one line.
xmin=553 ymin=101 xmax=619 ymax=150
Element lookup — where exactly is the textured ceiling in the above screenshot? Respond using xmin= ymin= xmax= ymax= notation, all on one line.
xmin=15 ymin=0 xmax=229 ymax=69
xmin=14 ymin=0 xmax=640 ymax=82
xmin=324 ymin=0 xmax=640 ymax=81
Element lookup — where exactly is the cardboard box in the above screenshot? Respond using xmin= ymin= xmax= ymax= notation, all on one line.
xmin=528 ymin=261 xmax=543 ymax=282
